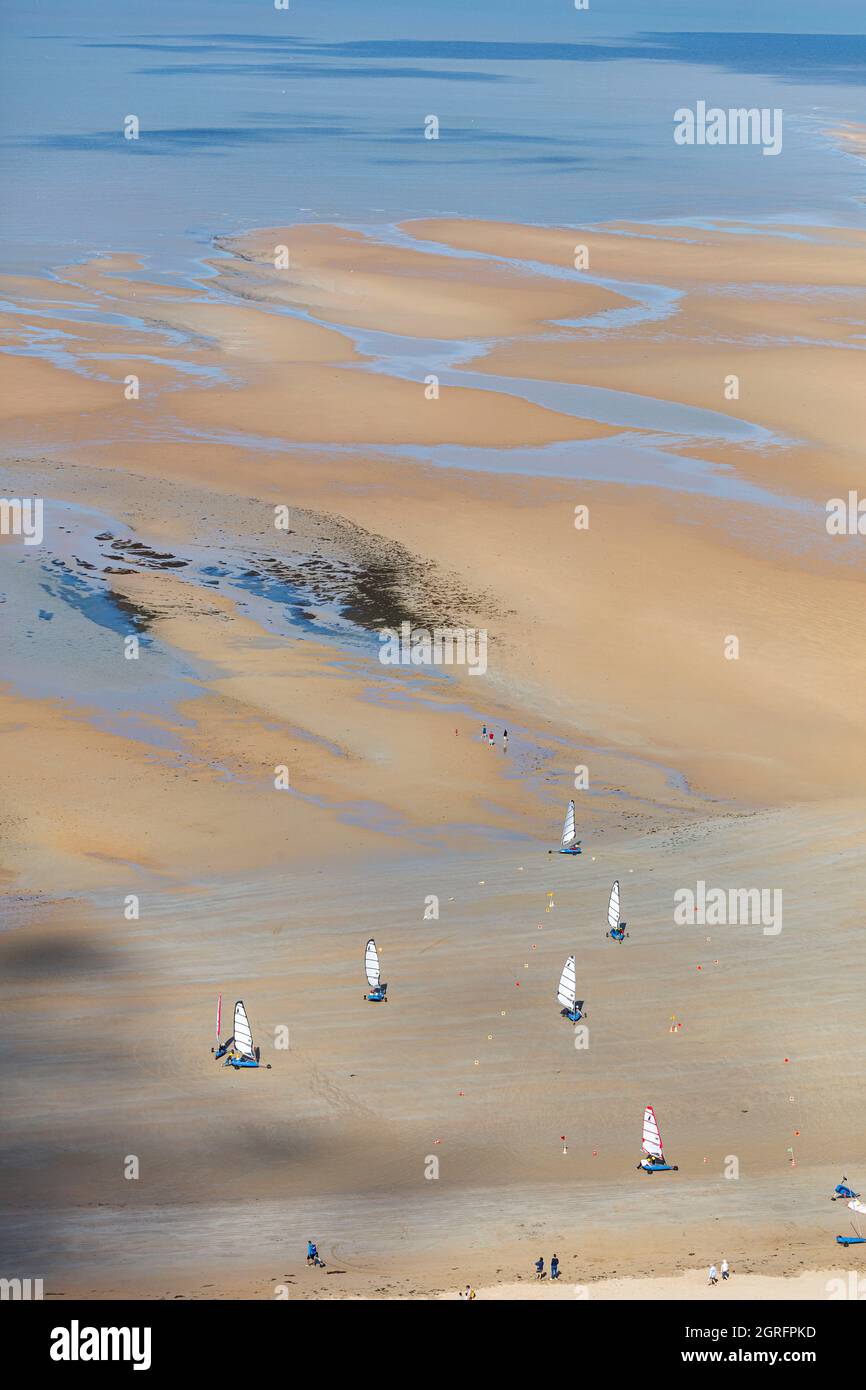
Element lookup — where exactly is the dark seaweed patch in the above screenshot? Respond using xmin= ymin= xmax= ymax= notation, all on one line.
xmin=108 ymin=590 xmax=161 ymax=633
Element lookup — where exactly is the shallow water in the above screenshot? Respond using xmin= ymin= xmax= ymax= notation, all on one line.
xmin=3 ymin=12 xmax=866 ymax=276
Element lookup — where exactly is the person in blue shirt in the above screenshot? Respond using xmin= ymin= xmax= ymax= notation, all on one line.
xmin=550 ymin=1254 xmax=560 ymax=1280
xmin=535 ymin=1256 xmax=545 ymax=1280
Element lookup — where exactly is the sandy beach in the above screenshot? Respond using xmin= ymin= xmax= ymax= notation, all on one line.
xmin=2 ymin=18 xmax=866 ymax=1307
xmin=454 ymin=1270 xmax=856 ymax=1301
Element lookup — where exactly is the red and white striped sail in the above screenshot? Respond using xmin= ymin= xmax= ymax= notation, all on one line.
xmin=642 ymin=1105 xmax=664 ymax=1159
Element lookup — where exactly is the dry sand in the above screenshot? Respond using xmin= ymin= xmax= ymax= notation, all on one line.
xmin=456 ymin=1269 xmax=853 ymax=1301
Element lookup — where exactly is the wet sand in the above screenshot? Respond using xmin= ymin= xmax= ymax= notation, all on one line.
xmin=2 ymin=801 xmax=865 ymax=1299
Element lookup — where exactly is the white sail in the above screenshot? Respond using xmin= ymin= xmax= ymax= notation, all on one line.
xmin=848 ymin=1199 xmax=866 ymax=1216
xmin=561 ymin=800 xmax=577 ymax=848
xmin=608 ymin=881 xmax=621 ymax=931
xmin=365 ymin=938 xmax=380 ymax=989
xmin=233 ymin=1000 xmax=255 ymax=1059
xmin=557 ymin=955 xmax=577 ymax=1010
xmin=642 ymin=1105 xmax=664 ymax=1159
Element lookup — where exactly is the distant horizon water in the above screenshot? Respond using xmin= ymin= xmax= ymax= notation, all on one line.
xmin=1 ymin=10 xmax=865 ymax=280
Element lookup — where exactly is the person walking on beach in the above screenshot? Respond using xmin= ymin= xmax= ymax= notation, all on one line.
xmin=489 ymin=729 xmax=495 ymax=748
xmin=459 ymin=1284 xmax=476 ymax=1300
xmin=550 ymin=1254 xmax=560 ymax=1280
xmin=721 ymin=1259 xmax=730 ymax=1281
xmin=708 ymin=1263 xmax=718 ymax=1286
xmin=482 ymin=724 xmax=487 ymax=742
xmin=503 ymin=729 xmax=508 ymax=752
xmin=535 ymin=1256 xmax=546 ymax=1280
